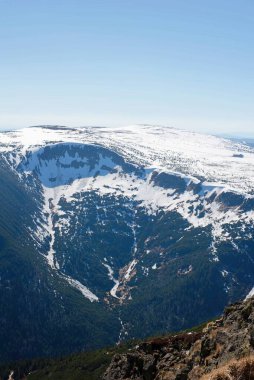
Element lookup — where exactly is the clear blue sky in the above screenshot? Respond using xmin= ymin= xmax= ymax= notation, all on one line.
xmin=0 ymin=0 xmax=253 ymax=136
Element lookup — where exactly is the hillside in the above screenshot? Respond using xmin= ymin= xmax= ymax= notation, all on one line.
xmin=2 ymin=296 xmax=254 ymax=379
xmin=0 ymin=159 xmax=119 ymax=363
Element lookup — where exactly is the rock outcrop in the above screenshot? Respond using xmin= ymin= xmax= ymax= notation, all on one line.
xmin=103 ymin=297 xmax=254 ymax=379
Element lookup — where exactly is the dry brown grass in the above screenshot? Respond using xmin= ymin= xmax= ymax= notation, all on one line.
xmin=201 ymin=356 xmax=254 ymax=380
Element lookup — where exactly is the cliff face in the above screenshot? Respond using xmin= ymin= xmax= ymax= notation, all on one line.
xmin=103 ymin=297 xmax=254 ymax=380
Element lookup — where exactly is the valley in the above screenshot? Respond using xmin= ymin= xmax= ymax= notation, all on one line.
xmin=0 ymin=125 xmax=254 ymax=362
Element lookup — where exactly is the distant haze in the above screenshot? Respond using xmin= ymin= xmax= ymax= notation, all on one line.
xmin=0 ymin=1 xmax=253 ymax=137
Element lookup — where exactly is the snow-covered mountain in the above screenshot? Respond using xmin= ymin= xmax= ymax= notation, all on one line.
xmin=0 ymin=124 xmax=254 ymax=361
xmin=2 ymin=125 xmax=254 ymax=190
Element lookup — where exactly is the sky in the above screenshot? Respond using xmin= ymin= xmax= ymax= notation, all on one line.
xmin=0 ymin=0 xmax=253 ymax=137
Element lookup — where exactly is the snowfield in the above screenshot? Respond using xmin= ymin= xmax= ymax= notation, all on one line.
xmin=0 ymin=124 xmax=254 ymax=194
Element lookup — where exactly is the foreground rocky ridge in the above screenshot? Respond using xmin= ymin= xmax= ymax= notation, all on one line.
xmin=103 ymin=296 xmax=254 ymax=379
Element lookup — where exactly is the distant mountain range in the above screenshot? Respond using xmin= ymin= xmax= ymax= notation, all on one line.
xmin=219 ymin=134 xmax=254 ymax=148
xmin=230 ymin=137 xmax=254 ymax=148
xmin=0 ymin=125 xmax=254 ymax=363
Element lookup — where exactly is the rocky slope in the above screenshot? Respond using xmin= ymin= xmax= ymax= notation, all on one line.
xmin=103 ymin=296 xmax=254 ymax=379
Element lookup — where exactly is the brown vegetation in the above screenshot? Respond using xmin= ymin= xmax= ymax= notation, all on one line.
xmin=201 ymin=356 xmax=254 ymax=380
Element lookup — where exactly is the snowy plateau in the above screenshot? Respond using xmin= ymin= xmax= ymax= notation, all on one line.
xmin=1 ymin=124 xmax=254 ymax=358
